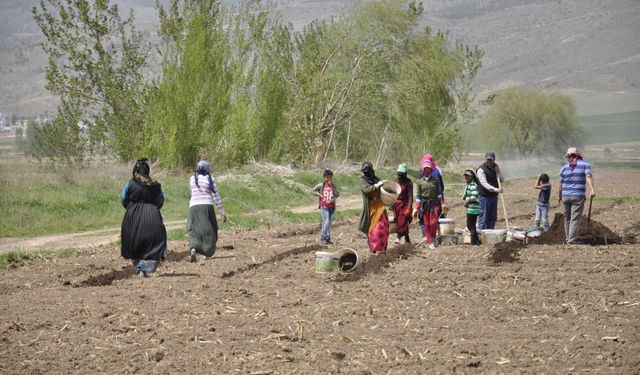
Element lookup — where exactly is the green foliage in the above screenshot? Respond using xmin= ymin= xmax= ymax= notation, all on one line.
xmin=167 ymin=228 xmax=187 ymax=241
xmin=143 ymin=0 xmax=293 ymax=169
xmin=0 ymin=249 xmax=77 ymax=269
xmin=143 ymin=1 xmax=230 ymax=168
xmin=32 ymin=0 xmax=149 ymax=162
xmin=0 ymin=251 xmax=30 ymax=268
xmin=27 ymin=116 xmax=85 ymax=163
xmin=284 ymin=0 xmax=482 ymax=166
xmin=479 ymin=87 xmax=587 ymax=157
xmin=32 ymin=0 xmax=482 ymax=169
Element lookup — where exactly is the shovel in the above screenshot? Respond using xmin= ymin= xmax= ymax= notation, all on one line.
xmin=587 ymin=195 xmax=594 ymax=231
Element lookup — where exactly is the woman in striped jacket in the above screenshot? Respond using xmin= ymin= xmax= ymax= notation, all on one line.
xmin=187 ymin=160 xmax=227 ymax=262
xmin=462 ymin=169 xmax=481 ymax=245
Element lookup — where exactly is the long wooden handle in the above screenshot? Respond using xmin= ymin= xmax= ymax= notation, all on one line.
xmin=587 ymin=195 xmax=594 ymax=229
xmin=497 ymin=177 xmax=509 ymax=230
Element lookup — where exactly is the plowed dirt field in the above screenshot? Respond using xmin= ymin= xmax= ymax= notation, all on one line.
xmin=1 ymin=170 xmax=639 ymax=374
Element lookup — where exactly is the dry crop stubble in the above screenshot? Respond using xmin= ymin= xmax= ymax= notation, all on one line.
xmin=1 ymin=157 xmax=640 ymax=372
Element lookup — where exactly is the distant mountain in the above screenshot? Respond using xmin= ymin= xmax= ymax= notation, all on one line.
xmin=1 ymin=0 xmax=638 ymax=118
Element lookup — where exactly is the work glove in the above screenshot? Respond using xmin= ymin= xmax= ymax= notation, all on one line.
xmin=374 ymin=181 xmax=384 ymax=189
xmin=412 ymin=208 xmax=418 ymax=219
xmin=222 ymin=214 xmax=228 ymax=223
xmin=441 ymin=204 xmax=449 ymax=215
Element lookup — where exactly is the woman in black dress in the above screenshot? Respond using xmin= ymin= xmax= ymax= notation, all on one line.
xmin=120 ymin=158 xmax=167 ymax=277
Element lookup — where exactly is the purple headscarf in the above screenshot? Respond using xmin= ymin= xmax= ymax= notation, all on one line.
xmin=195 ymin=160 xmax=216 ymax=193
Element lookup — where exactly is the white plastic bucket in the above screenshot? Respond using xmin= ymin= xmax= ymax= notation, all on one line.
xmin=380 ymin=180 xmax=401 ymax=206
xmin=438 ymin=218 xmax=456 ymax=235
xmin=482 ymin=229 xmax=507 ymax=245
xmin=315 ymin=251 xmax=339 ymax=273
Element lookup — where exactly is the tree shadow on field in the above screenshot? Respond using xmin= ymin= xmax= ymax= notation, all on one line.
xmin=335 ymin=244 xmax=420 ymax=282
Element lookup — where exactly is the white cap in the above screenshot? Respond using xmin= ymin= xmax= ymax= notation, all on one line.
xmin=565 ymin=147 xmax=578 ymax=157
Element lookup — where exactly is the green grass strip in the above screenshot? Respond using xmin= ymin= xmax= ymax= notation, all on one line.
xmin=0 ymin=248 xmax=78 ymax=269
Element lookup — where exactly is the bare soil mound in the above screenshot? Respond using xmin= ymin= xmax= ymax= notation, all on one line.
xmin=531 ymin=213 xmax=622 ymax=245
xmin=490 ymin=241 xmax=523 ymax=264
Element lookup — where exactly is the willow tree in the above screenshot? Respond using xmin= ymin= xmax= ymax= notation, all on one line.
xmin=33 ymin=0 xmax=149 ymax=163
xmin=282 ymin=0 xmax=482 ymax=166
xmin=479 ymin=87 xmax=586 ymax=157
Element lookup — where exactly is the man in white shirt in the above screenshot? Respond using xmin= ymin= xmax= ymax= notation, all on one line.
xmin=475 ymin=152 xmax=504 ymax=230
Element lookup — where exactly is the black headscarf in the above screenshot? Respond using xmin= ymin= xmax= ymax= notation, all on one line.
xmin=361 ymin=161 xmax=379 ymax=185
xmin=132 ymin=158 xmax=153 ymax=185
xmin=397 ymin=172 xmax=410 ymax=183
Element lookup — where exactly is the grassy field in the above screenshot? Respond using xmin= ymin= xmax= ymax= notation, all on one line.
xmin=464 ymin=110 xmax=640 ymax=153
xmin=0 ymin=158 xmax=401 ymax=238
xmin=578 ymin=110 xmax=640 ymax=145
xmin=2 ymin=107 xmax=637 ymax=239
xmin=0 ymin=248 xmax=77 ymax=269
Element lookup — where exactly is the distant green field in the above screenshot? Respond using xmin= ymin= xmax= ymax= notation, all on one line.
xmin=464 ymin=110 xmax=640 ymax=152
xmin=578 ymin=110 xmax=640 ymax=145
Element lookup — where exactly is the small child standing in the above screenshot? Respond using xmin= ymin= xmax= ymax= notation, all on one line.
xmin=534 ymin=173 xmax=551 ymax=231
xmin=461 ymin=169 xmax=481 ymax=245
xmin=311 ymin=169 xmax=340 ymax=244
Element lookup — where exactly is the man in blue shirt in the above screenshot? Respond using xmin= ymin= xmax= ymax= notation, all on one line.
xmin=558 ymin=147 xmax=596 ymax=244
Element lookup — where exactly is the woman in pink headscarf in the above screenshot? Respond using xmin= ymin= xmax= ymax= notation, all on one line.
xmin=413 ymin=159 xmax=442 ymax=249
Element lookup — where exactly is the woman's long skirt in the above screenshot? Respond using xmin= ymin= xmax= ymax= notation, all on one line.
xmin=187 ymin=204 xmax=219 ymax=257
xmin=368 ymin=210 xmax=389 ymax=254
xmin=121 ymin=202 xmax=167 ymax=273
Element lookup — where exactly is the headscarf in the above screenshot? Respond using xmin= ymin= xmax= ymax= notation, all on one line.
xmin=419 ymin=153 xmax=437 ymax=177
xmin=132 ymin=158 xmax=153 ymax=185
xmin=361 ymin=161 xmax=379 ymax=185
xmin=396 ymin=163 xmax=410 ymax=183
xmin=194 ymin=160 xmax=216 ymax=194
xmin=420 ymin=158 xmax=434 ymax=177
xmin=420 ymin=153 xmax=436 ymax=168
